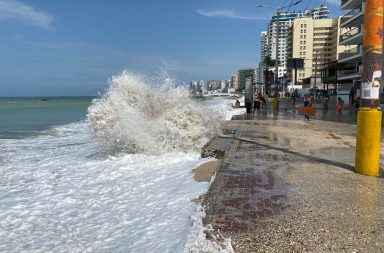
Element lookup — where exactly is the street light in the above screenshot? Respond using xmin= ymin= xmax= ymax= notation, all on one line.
xmin=257 ymin=0 xmax=303 ymax=95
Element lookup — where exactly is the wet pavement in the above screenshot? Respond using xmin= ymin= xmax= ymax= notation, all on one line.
xmin=202 ymin=98 xmax=384 ymax=252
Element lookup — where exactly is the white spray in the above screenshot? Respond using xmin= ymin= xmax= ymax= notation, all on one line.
xmin=87 ymin=71 xmax=223 ymax=154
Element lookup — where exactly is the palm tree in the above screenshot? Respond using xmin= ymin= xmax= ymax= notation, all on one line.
xmin=263 ymin=56 xmax=276 ymax=95
xmin=263 ymin=56 xmax=276 ymax=68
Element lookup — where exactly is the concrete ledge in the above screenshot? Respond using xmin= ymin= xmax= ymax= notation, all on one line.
xmin=201 ymin=136 xmax=233 ymax=158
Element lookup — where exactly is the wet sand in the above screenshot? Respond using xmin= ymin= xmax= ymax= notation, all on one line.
xmin=192 ymin=160 xmax=221 ymax=182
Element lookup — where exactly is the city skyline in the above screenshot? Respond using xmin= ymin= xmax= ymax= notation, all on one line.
xmin=0 ymin=0 xmax=341 ymax=96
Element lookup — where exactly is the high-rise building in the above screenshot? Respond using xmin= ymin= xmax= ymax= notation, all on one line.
xmin=198 ymin=80 xmax=206 ymax=92
xmin=266 ymin=5 xmax=330 ymax=79
xmin=287 ymin=17 xmax=349 ymax=88
xmin=231 ymin=75 xmax=238 ymax=91
xmin=257 ymin=31 xmax=268 ymax=84
xmin=308 ymin=5 xmax=330 ymax=20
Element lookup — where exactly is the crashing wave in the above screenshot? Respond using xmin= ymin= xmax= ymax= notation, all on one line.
xmin=87 ymin=71 xmax=223 ymax=154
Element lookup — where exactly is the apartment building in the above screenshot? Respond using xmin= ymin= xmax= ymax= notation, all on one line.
xmin=287 ymin=17 xmax=349 ymax=88
xmin=337 ymin=0 xmax=364 ymax=101
xmin=266 ymin=5 xmax=330 ymax=79
xmin=255 ymin=31 xmax=268 ymax=93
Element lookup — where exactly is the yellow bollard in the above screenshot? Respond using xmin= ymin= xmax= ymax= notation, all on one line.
xmin=355 ymin=108 xmax=382 ymax=177
xmin=272 ymin=97 xmax=279 ymax=111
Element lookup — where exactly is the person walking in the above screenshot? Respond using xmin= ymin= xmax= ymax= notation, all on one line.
xmin=291 ymin=92 xmax=296 ymax=104
xmin=245 ymin=98 xmax=252 ymax=118
xmin=337 ymin=97 xmax=344 ymax=115
xmin=349 ymin=87 xmax=355 ymax=104
xmin=259 ymin=93 xmax=266 ymax=110
xmin=253 ymin=95 xmax=261 ymax=115
xmin=272 ymin=95 xmax=279 ymax=111
xmin=304 ymin=94 xmax=312 ymax=121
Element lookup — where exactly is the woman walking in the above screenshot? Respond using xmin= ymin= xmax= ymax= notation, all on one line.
xmin=303 ymin=95 xmax=312 ymax=121
xmin=337 ymin=97 xmax=344 ymax=115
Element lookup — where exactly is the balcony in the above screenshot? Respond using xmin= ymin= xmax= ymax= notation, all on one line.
xmin=339 ymin=25 xmax=363 ymax=45
xmin=340 ymin=2 xmax=365 ymax=28
xmin=338 ymin=69 xmax=361 ymax=81
xmin=338 ymin=46 xmax=363 ymax=63
xmin=341 ymin=0 xmax=363 ymax=10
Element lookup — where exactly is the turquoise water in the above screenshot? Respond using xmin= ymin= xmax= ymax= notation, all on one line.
xmin=0 ymin=97 xmax=94 ymax=138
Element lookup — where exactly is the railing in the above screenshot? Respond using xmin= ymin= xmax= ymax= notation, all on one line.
xmin=342 ymin=5 xmax=362 ymax=19
xmin=341 ymin=0 xmax=350 ymax=6
xmin=339 ymin=25 xmax=362 ymax=43
xmin=338 ymin=46 xmax=362 ymax=60
xmin=338 ymin=69 xmax=360 ymax=76
xmin=341 ymin=0 xmax=363 ymax=8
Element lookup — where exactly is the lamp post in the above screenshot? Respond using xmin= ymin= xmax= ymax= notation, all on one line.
xmin=313 ymin=53 xmax=318 ymax=100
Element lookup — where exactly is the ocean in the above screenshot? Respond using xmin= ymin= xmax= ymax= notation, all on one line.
xmin=0 ymin=72 xmax=243 ymax=253
xmin=0 ymin=97 xmax=93 ymax=139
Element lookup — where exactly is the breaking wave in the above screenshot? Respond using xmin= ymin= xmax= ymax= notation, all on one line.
xmin=87 ymin=71 xmax=223 ymax=154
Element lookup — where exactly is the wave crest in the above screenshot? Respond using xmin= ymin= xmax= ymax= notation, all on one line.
xmin=87 ymin=71 xmax=222 ymax=154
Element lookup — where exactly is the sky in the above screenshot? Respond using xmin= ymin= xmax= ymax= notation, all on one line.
xmin=0 ymin=0 xmax=342 ymax=96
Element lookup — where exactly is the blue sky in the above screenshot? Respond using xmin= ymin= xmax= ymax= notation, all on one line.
xmin=0 ymin=0 xmax=341 ymax=96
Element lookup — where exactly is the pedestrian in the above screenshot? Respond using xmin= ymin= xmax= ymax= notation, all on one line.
xmin=304 ymin=94 xmax=312 ymax=121
xmin=349 ymin=87 xmax=355 ymax=104
xmin=337 ymin=97 xmax=344 ymax=115
xmin=291 ymin=92 xmax=296 ymax=104
xmin=245 ymin=98 xmax=252 ymax=117
xmin=259 ymin=93 xmax=266 ymax=110
xmin=253 ymin=95 xmax=261 ymax=115
xmin=272 ymin=95 xmax=279 ymax=111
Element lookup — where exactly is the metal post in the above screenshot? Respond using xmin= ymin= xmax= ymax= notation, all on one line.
xmin=275 ymin=9 xmax=280 ymax=96
xmin=314 ymin=54 xmax=318 ymax=100
xmin=355 ymin=0 xmax=383 ymax=177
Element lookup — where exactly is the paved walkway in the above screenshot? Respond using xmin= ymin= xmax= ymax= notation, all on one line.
xmin=202 ymin=99 xmax=384 ymax=252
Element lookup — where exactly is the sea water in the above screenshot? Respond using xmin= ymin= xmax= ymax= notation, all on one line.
xmin=0 ymin=72 xmax=243 ymax=253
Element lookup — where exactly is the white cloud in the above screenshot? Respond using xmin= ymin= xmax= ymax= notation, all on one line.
xmin=0 ymin=0 xmax=54 ymax=29
xmin=196 ymin=9 xmax=269 ymax=20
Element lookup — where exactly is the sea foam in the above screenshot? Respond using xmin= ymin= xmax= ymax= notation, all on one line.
xmin=87 ymin=71 xmax=223 ymax=154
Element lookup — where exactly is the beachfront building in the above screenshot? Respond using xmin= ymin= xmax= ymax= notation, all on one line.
xmin=287 ymin=17 xmax=348 ymax=89
xmin=231 ymin=75 xmax=238 ymax=91
xmin=198 ymin=80 xmax=206 ymax=93
xmin=308 ymin=5 xmax=330 ymax=20
xmin=266 ymin=5 xmax=330 ymax=83
xmin=258 ymin=31 xmax=269 ymax=93
xmin=336 ymin=0 xmax=364 ymax=103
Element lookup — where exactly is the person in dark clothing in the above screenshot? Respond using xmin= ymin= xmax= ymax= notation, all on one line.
xmin=245 ymin=98 xmax=252 ymax=117
xmin=303 ymin=95 xmax=312 ymax=121
xmin=349 ymin=87 xmax=355 ymax=104
xmin=253 ymin=95 xmax=261 ymax=115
